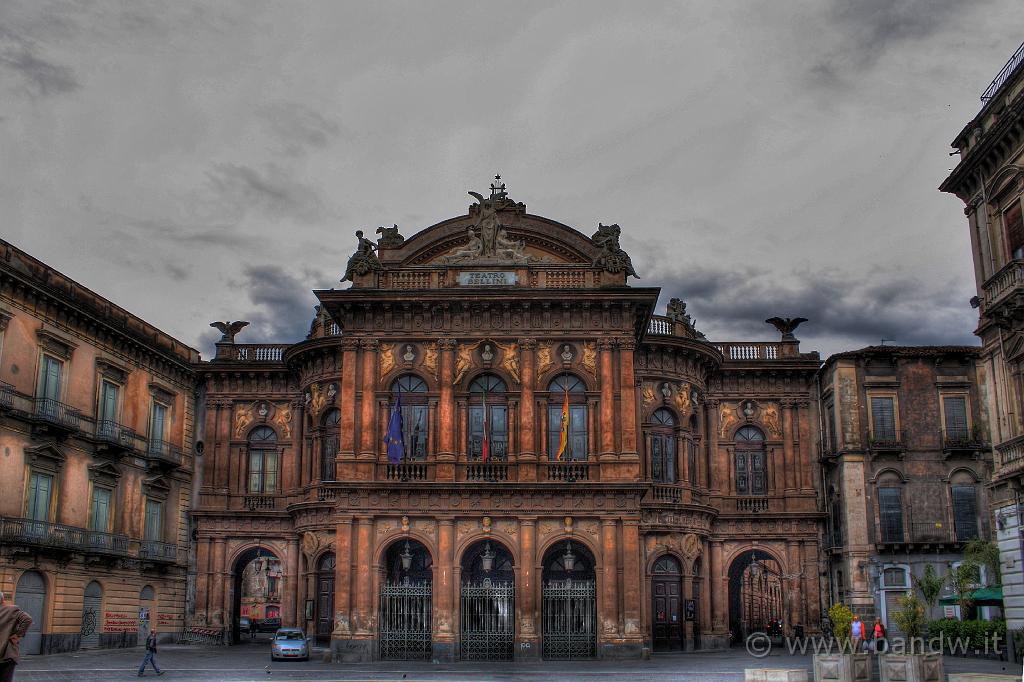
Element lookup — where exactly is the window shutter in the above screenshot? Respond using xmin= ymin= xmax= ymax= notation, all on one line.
xmin=878 ymin=487 xmax=903 ymax=542
xmin=1007 ymin=201 xmax=1024 ymax=258
xmin=952 ymin=485 xmax=978 ymax=541
xmin=943 ymin=397 xmax=969 ymax=440
xmin=871 ymin=398 xmax=896 ymax=440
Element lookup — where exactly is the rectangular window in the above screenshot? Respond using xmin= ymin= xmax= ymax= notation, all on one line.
xmin=1006 ymin=200 xmax=1024 ymax=260
xmin=469 ymin=405 xmax=508 ymax=460
xmin=149 ymin=400 xmax=168 ymax=444
xmin=27 ymin=471 xmax=53 ymax=522
xmin=90 ymin=487 xmax=112 ymax=533
xmin=144 ymin=498 xmax=163 ymax=542
xmin=871 ymin=397 xmax=897 ymax=441
xmin=39 ymin=354 xmax=63 ymax=401
xmin=878 ymin=487 xmax=904 ymax=543
xmin=687 ymin=440 xmax=697 ymax=486
xmin=321 ymin=436 xmax=339 ymax=481
xmin=943 ymin=396 xmax=969 ymax=441
xmin=402 ymin=404 xmax=428 ymax=461
xmin=952 ymin=485 xmax=979 ymax=541
xmin=650 ymin=434 xmax=675 ymax=483
xmin=98 ymin=380 xmax=120 ymax=439
xmin=548 ymin=405 xmax=588 ymax=461
xmin=249 ymin=450 xmax=279 ymax=493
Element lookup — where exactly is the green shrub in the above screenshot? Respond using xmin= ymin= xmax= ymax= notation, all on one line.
xmin=892 ymin=594 xmax=925 ymax=639
xmin=828 ymin=603 xmax=854 ymax=647
xmin=926 ymin=619 xmax=1007 ymax=654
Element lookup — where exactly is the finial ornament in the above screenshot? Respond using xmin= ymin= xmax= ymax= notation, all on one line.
xmin=210 ymin=320 xmax=249 ymax=343
xmin=489 ymin=173 xmax=507 ymax=199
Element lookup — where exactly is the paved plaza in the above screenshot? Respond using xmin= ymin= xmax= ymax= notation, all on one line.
xmin=10 ymin=642 xmax=1022 ymax=681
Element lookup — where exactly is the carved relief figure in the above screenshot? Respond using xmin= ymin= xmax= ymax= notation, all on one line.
xmin=536 ymin=344 xmax=554 ymax=378
xmin=273 ymin=402 xmax=292 ymax=439
xmin=302 ymin=531 xmax=322 ymax=559
xmin=642 ymin=383 xmax=657 ymax=409
xmin=342 ymin=230 xmax=383 ymax=282
xmin=375 ymin=224 xmax=405 ymax=248
xmin=379 ymin=343 xmax=396 ymax=379
xmin=581 ymin=341 xmax=597 ymax=377
xmin=233 ymin=402 xmax=254 ymax=439
xmin=761 ymin=402 xmax=782 ymax=437
xmin=309 ymin=383 xmax=326 ymax=417
xmin=421 ymin=342 xmax=439 ymax=380
xmin=497 ymin=341 xmax=520 ymax=383
xmin=682 ymin=533 xmax=700 ymax=559
xmin=442 ymin=190 xmax=532 ymax=264
xmin=674 ymin=383 xmax=692 ymax=416
xmin=719 ymin=402 xmax=740 ymax=438
xmin=445 ymin=227 xmax=484 ymax=262
xmin=453 ymin=343 xmax=475 ymax=385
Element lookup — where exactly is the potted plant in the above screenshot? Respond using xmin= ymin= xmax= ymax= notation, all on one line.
xmin=879 ymin=593 xmax=943 ymax=682
xmin=812 ymin=604 xmax=870 ymax=682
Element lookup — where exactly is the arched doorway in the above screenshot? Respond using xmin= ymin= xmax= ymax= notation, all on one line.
xmin=80 ymin=581 xmax=102 ymax=649
xmin=541 ymin=540 xmax=596 ymax=659
xmin=138 ymin=585 xmax=155 ymax=644
xmin=728 ymin=550 xmax=783 ymax=644
xmin=652 ymin=555 xmax=683 ymax=651
xmin=16 ymin=571 xmax=46 ymax=655
xmin=231 ymin=547 xmax=282 ymax=644
xmin=379 ymin=539 xmax=433 ymax=660
xmin=459 ymin=539 xmax=514 ymax=661
xmin=315 ymin=552 xmax=335 ymax=644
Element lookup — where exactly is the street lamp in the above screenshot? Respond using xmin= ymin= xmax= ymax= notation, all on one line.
xmin=563 ymin=541 xmax=576 ymax=573
xmin=481 ymin=542 xmax=495 ymax=573
xmin=400 ymin=540 xmax=413 ymax=572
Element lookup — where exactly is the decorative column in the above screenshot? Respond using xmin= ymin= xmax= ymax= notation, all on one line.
xmin=801 ymin=539 xmax=819 ymax=630
xmin=600 ymin=519 xmax=620 ymax=647
xmin=707 ymin=401 xmax=721 ymax=495
xmin=210 ymin=538 xmax=227 ymax=629
xmin=699 ymin=541 xmax=712 ymax=641
xmin=518 ymin=339 xmax=538 ymax=481
xmin=433 ymin=519 xmax=456 ymax=661
xmin=285 ymin=536 xmax=300 ymax=626
xmin=682 ymin=572 xmax=695 ymax=651
xmin=797 ymin=400 xmax=814 ymax=492
xmin=436 ymin=339 xmax=457 ymax=481
xmin=195 ymin=537 xmax=212 ymax=624
xmin=333 ymin=517 xmax=353 ymax=637
xmin=786 ymin=540 xmax=801 ymax=635
xmin=518 ymin=518 xmax=539 ymax=660
xmin=337 ymin=338 xmax=359 ymax=479
xmin=353 ymin=517 xmax=373 ymax=637
xmin=358 ymin=340 xmax=378 ymax=468
xmin=709 ymin=540 xmax=727 ymax=641
xmin=782 ymin=400 xmax=797 ymax=493
xmin=214 ymin=399 xmax=232 ymax=492
xmin=621 ymin=519 xmax=643 ymax=649
xmin=598 ymin=339 xmax=616 ymax=461
xmin=292 ymin=400 xmax=307 ymax=487
xmin=618 ymin=338 xmax=639 ymax=466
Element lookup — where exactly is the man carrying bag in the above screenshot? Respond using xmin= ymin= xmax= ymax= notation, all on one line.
xmin=0 ymin=591 xmax=33 ymax=682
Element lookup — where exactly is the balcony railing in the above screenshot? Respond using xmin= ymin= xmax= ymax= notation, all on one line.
xmin=95 ymin=419 xmax=137 ymax=452
xmin=941 ymin=428 xmax=985 ymax=455
xmin=714 ymin=342 xmax=780 ymax=361
xmin=462 ymin=461 xmax=511 ymax=482
xmin=316 ymin=486 xmax=336 ymax=502
xmin=543 ymin=461 xmax=589 ymax=482
xmin=84 ymin=529 xmax=130 ymax=556
xmin=31 ymin=397 xmax=81 ymax=432
xmin=981 ymin=40 xmax=1024 ymax=102
xmin=139 ymin=540 xmax=180 ymax=563
xmin=650 ymin=484 xmax=682 ymax=504
xmin=735 ymin=497 xmax=769 ymax=514
xmin=997 ymin=435 xmax=1024 ymax=477
xmin=385 ymin=462 xmax=430 ymax=481
xmin=868 ymin=429 xmax=905 ymax=453
xmin=244 ymin=495 xmax=275 ymax=510
xmin=0 ymin=381 xmax=14 ymax=411
xmin=226 ymin=344 xmax=289 ymax=362
xmin=146 ymin=438 xmax=183 ymax=466
xmin=981 ymin=259 xmax=1024 ymax=313
xmin=876 ymin=521 xmax=965 ymax=547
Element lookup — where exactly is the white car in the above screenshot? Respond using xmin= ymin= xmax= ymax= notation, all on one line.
xmin=270 ymin=628 xmax=310 ymax=661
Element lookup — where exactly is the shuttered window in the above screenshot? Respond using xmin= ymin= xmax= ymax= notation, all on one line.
xmin=1006 ymin=200 xmax=1024 ymax=260
xmin=871 ymin=397 xmax=896 ymax=441
xmin=735 ymin=426 xmax=766 ymax=495
xmin=878 ymin=487 xmax=904 ymax=543
xmin=952 ymin=485 xmax=979 ymax=541
xmin=943 ymin=397 xmax=969 ymax=440
xmin=90 ymin=487 xmax=112 ymax=533
xmin=39 ymin=355 xmax=63 ymax=400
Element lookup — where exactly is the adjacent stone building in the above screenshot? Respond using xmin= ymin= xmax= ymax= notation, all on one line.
xmin=817 ymin=346 xmax=993 ymax=631
xmin=190 ymin=182 xmax=826 ymax=661
xmin=0 ymin=239 xmax=198 ymax=653
xmin=941 ymin=40 xmax=1024 ymax=633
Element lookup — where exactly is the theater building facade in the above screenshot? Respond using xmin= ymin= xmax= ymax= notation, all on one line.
xmin=192 ymin=184 xmax=826 ymax=660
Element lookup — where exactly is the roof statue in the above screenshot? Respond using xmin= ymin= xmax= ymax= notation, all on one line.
xmin=591 ymin=223 xmax=638 ymax=278
xmin=765 ymin=317 xmax=808 ymax=341
xmin=210 ymin=320 xmax=249 ymax=343
xmin=376 ymin=224 xmax=405 ymax=248
xmin=342 ymin=230 xmax=383 ymax=282
xmin=443 ymin=175 xmax=532 ymax=265
xmin=666 ymin=298 xmax=705 ymax=339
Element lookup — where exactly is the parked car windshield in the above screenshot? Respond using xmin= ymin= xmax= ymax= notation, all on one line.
xmin=276 ymin=631 xmax=304 ymax=640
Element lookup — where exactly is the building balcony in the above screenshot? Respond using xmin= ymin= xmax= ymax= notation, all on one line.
xmin=145 ymin=438 xmax=182 ymax=467
xmin=30 ymin=397 xmax=81 ymax=434
xmin=0 ymin=381 xmax=14 ymax=412
xmin=543 ymin=461 xmax=590 ymax=482
xmin=84 ymin=529 xmax=131 ymax=557
xmin=460 ymin=461 xmax=512 ymax=482
xmin=875 ymin=521 xmax=969 ymax=550
xmin=93 ymin=419 xmax=138 ymax=455
xmin=981 ymin=259 xmax=1024 ymax=321
xmin=941 ymin=428 xmax=987 ymax=457
xmin=867 ymin=430 xmax=905 ymax=456
xmin=734 ymin=496 xmax=770 ymax=514
xmin=139 ymin=540 xmax=181 ymax=564
xmin=383 ymin=461 xmax=431 ymax=482
xmin=0 ymin=517 xmax=128 ymax=558
xmin=996 ymin=434 xmax=1024 ymax=479
xmin=244 ymin=495 xmax=276 ymax=511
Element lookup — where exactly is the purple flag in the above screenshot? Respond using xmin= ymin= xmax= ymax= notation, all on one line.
xmin=384 ymin=385 xmax=405 ymax=464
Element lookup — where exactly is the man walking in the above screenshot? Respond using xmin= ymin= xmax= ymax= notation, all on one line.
xmin=0 ymin=591 xmax=33 ymax=682
xmin=137 ymin=628 xmax=164 ymax=677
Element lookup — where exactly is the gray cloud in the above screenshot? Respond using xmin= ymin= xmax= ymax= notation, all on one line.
xmin=205 ymin=163 xmax=324 ymax=223
xmin=0 ymin=27 xmax=78 ymax=96
xmin=259 ymin=102 xmax=342 ymax=157
xmin=227 ymin=264 xmax=321 ymax=353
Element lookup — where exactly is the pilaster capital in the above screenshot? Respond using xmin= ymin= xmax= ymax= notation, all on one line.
xmin=438 ymin=338 xmax=458 ymax=351
xmin=616 ymin=337 xmax=637 ymax=351
xmin=597 ymin=338 xmax=615 ymax=352
xmin=519 ymin=338 xmax=538 ymax=350
xmin=359 ymin=338 xmax=378 ymax=351
xmin=340 ymin=338 xmax=360 ymax=352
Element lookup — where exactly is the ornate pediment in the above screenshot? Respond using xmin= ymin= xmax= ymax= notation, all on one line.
xmin=25 ymin=442 xmax=66 ymax=473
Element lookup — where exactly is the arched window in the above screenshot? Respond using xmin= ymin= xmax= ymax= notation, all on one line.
xmin=469 ymin=374 xmax=508 ymax=461
xmin=247 ymin=426 xmax=278 ymax=494
xmin=734 ymin=426 xmax=766 ymax=495
xmin=548 ymin=375 xmax=587 ymax=461
xmin=390 ymin=375 xmax=428 ymax=461
xmin=649 ymin=408 xmax=676 ymax=483
xmin=320 ymin=408 xmax=340 ymax=481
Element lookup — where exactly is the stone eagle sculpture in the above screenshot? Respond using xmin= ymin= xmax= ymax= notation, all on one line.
xmin=210 ymin=320 xmax=249 ymax=343
xmin=764 ymin=317 xmax=808 ymax=341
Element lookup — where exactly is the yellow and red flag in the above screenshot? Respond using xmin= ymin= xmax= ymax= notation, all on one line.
xmin=556 ymin=382 xmax=570 ymax=460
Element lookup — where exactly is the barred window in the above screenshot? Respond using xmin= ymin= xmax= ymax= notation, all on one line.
xmin=248 ymin=426 xmax=278 ymax=494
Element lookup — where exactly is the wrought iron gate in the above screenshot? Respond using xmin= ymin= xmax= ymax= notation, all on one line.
xmin=460 ymin=580 xmax=514 ymax=660
xmin=379 ymin=581 xmax=432 ymax=660
xmin=542 ymin=578 xmax=596 ymax=659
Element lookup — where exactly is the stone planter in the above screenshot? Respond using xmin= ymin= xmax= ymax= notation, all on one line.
xmin=947 ymin=675 xmax=1023 ymax=682
xmin=878 ymin=652 xmax=943 ymax=682
xmin=746 ymin=669 xmax=809 ymax=682
xmin=812 ymin=653 xmax=871 ymax=682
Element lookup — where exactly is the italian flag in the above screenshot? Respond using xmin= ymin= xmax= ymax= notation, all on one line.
xmin=556 ymin=382 xmax=570 ymax=460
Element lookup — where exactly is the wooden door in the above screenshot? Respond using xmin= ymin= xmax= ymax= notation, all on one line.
xmin=652 ymin=575 xmax=682 ymax=650
xmin=316 ymin=554 xmax=335 ymax=643
xmin=16 ymin=571 xmax=46 ymax=655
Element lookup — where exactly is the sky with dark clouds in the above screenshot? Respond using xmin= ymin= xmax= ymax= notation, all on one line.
xmin=1 ymin=0 xmax=1019 ymax=359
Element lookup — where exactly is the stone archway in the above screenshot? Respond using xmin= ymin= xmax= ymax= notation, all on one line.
xmin=459 ymin=539 xmax=514 ymax=661
xmin=378 ymin=538 xmax=433 ymax=660
xmin=231 ymin=547 xmax=282 ymax=644
xmin=728 ymin=550 xmax=783 ymax=644
xmin=541 ymin=539 xmax=596 ymax=660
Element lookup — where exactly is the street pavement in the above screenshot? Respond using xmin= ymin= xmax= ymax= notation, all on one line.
xmin=11 ymin=640 xmax=1023 ymax=681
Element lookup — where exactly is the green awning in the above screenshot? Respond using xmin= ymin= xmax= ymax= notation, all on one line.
xmin=938 ymin=586 xmax=1003 ymax=605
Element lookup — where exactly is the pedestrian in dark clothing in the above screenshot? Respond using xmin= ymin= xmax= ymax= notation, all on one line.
xmin=249 ymin=618 xmax=257 ymax=639
xmin=0 ymin=591 xmax=34 ymax=682
xmin=137 ymin=629 xmax=164 ymax=677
